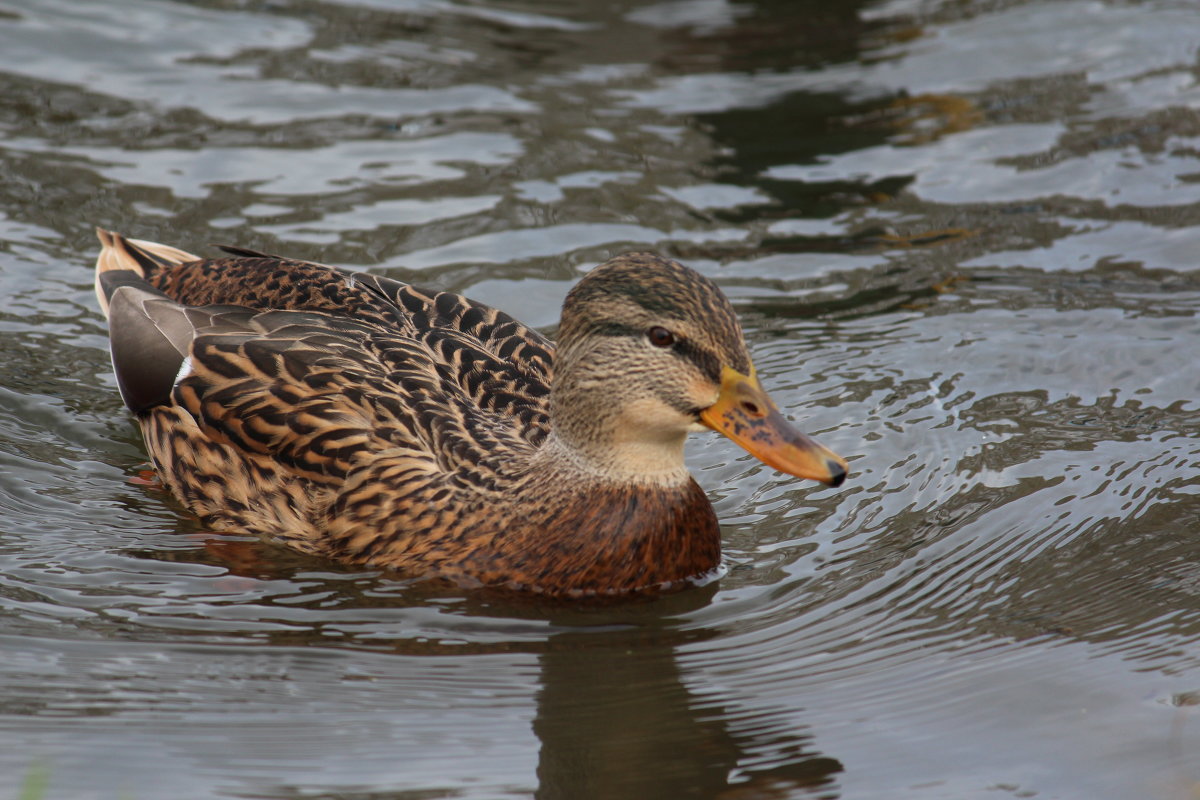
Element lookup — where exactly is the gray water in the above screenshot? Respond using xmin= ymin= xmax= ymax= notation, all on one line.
xmin=2 ymin=0 xmax=1200 ymax=797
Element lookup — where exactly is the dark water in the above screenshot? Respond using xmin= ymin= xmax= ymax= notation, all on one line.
xmin=2 ymin=0 xmax=1200 ymax=797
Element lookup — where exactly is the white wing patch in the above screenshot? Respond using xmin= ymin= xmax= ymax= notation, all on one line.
xmin=173 ymin=356 xmax=193 ymax=388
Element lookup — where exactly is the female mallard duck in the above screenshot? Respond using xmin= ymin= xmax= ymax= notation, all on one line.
xmin=94 ymin=229 xmax=847 ymax=596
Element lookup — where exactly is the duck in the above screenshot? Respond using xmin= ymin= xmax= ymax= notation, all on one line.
xmin=94 ymin=228 xmax=847 ymax=596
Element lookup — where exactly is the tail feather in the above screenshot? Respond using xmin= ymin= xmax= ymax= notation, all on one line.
xmin=94 ymin=228 xmax=200 ymax=318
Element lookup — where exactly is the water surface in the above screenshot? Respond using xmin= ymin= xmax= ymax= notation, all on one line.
xmin=2 ymin=0 xmax=1200 ymax=797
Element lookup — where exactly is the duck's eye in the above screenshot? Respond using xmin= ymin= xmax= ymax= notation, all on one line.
xmin=646 ymin=326 xmax=676 ymax=348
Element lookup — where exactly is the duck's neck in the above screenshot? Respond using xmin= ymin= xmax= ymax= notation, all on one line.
xmin=532 ymin=428 xmax=691 ymax=486
xmin=544 ymin=355 xmax=696 ymax=487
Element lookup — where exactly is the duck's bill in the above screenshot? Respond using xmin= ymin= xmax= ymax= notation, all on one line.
xmin=699 ymin=365 xmax=848 ymax=487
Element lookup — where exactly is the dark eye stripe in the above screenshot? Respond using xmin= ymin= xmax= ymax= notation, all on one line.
xmin=673 ymin=338 xmax=722 ymax=384
xmin=584 ymin=320 xmax=722 ymax=383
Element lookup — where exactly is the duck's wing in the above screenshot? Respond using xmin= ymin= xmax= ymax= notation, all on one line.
xmin=110 ymin=282 xmax=539 ymax=486
xmin=96 ymin=232 xmax=555 ymax=493
xmin=96 ymin=230 xmax=555 ymax=443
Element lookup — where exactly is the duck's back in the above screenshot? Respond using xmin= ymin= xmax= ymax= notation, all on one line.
xmin=95 ymin=231 xmax=557 ymax=555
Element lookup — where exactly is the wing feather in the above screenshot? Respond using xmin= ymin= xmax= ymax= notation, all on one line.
xmin=96 ymin=230 xmax=556 ymax=545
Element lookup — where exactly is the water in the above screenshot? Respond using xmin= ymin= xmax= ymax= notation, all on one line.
xmin=2 ymin=0 xmax=1199 ymax=797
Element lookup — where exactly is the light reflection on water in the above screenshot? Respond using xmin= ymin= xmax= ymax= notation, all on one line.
xmin=1 ymin=0 xmax=1200 ymax=798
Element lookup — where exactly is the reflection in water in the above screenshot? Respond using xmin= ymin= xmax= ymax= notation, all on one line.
xmin=534 ymin=607 xmax=841 ymax=799
xmin=154 ymin=542 xmax=846 ymax=797
xmin=119 ymin=534 xmax=843 ymax=797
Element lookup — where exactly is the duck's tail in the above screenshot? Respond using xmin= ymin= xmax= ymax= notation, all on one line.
xmin=94 ymin=228 xmax=199 ymax=318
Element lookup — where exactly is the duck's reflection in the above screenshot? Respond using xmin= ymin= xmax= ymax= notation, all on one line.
xmin=159 ymin=528 xmax=844 ymax=799
xmin=529 ymin=590 xmax=842 ymax=800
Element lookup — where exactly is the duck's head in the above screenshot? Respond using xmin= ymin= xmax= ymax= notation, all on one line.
xmin=549 ymin=253 xmax=848 ymax=487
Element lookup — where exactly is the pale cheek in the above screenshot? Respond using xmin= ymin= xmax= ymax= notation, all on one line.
xmin=685 ymin=380 xmax=720 ymax=433
xmin=689 ymin=377 xmax=721 ymax=409
xmin=616 ymin=396 xmax=693 ymax=437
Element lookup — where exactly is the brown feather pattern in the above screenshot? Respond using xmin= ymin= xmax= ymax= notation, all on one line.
xmin=92 ymin=230 xmax=774 ymax=595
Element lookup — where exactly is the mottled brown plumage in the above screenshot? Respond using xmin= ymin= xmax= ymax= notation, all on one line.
xmin=94 ymin=229 xmax=847 ymax=596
